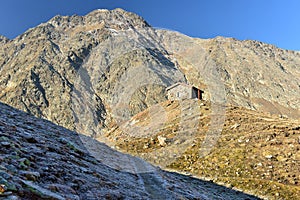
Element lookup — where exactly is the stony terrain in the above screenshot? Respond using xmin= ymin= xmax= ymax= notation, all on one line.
xmin=104 ymin=99 xmax=300 ymax=199
xmin=1 ymin=8 xmax=300 ymax=200
xmin=0 ymin=102 xmax=261 ymax=199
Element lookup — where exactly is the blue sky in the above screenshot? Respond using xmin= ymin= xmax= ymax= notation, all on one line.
xmin=0 ymin=0 xmax=299 ymax=51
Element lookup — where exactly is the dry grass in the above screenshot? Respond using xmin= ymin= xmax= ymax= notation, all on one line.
xmin=102 ymin=99 xmax=300 ymax=200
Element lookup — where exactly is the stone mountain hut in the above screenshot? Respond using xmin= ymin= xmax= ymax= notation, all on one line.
xmin=166 ymin=82 xmax=204 ymax=101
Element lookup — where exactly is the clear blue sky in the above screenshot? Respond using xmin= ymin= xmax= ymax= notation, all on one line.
xmin=0 ymin=0 xmax=299 ymax=51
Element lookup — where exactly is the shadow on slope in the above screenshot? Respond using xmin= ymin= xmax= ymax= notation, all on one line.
xmin=0 ymin=102 xmax=260 ymax=199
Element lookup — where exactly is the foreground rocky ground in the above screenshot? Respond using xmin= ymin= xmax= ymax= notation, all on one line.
xmin=0 ymin=102 xmax=259 ymax=199
xmin=104 ymin=99 xmax=300 ymax=200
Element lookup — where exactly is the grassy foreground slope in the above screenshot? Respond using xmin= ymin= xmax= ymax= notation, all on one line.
xmin=103 ymin=100 xmax=300 ymax=199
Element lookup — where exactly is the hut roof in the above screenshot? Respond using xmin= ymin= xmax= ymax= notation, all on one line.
xmin=166 ymin=82 xmax=192 ymax=91
xmin=166 ymin=82 xmax=194 ymax=91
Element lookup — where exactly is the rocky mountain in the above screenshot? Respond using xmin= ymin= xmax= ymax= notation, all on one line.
xmin=0 ymin=102 xmax=260 ymax=199
xmin=157 ymin=31 xmax=300 ymax=118
xmin=0 ymin=8 xmax=299 ymax=133
xmin=0 ymin=8 xmax=186 ymax=136
xmin=0 ymin=8 xmax=300 ymax=200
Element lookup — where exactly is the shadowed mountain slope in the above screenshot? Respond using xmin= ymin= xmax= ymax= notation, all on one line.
xmin=0 ymin=102 xmax=260 ymax=199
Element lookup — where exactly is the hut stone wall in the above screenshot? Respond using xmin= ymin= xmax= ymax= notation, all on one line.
xmin=166 ymin=82 xmax=204 ymax=101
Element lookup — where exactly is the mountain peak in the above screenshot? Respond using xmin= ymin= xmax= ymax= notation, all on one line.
xmin=43 ymin=8 xmax=151 ymax=35
xmin=84 ymin=8 xmax=151 ymax=29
